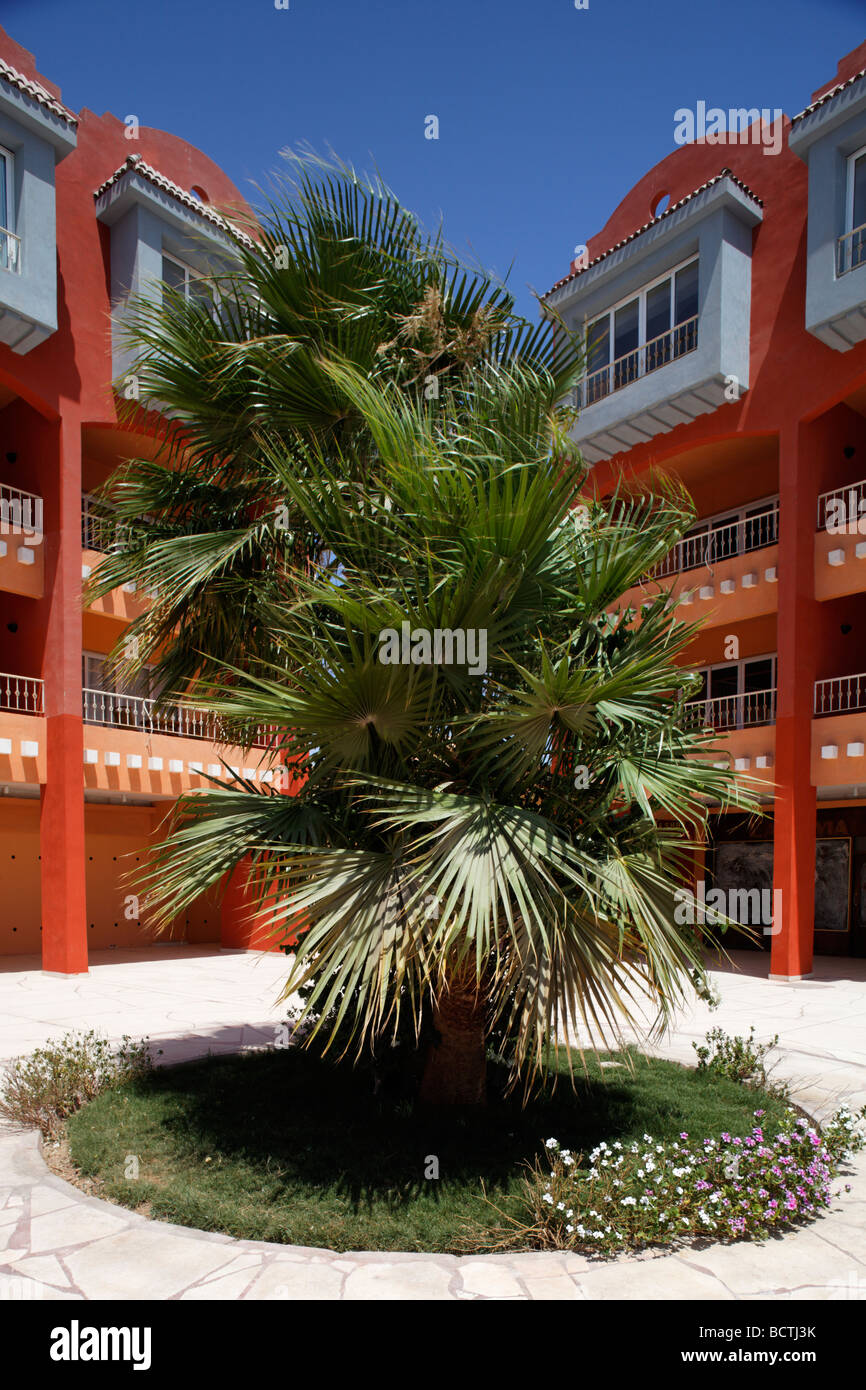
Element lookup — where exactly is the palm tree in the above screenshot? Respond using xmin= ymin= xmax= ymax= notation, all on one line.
xmin=135 ymin=357 xmax=757 ymax=1106
xmin=87 ymin=150 xmax=578 ymax=707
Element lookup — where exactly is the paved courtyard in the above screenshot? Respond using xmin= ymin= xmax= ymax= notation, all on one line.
xmin=0 ymin=946 xmax=865 ymax=1300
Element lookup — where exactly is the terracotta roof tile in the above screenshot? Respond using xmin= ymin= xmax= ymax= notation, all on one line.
xmin=94 ymin=154 xmax=254 ymax=248
xmin=0 ymin=55 xmax=77 ymax=126
xmin=543 ymin=168 xmax=763 ymax=299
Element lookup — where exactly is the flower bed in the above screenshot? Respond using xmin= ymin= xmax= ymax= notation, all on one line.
xmin=514 ymin=1104 xmax=866 ymax=1255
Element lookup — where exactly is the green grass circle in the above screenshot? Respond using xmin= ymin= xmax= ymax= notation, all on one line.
xmin=66 ymin=1046 xmax=789 ymax=1254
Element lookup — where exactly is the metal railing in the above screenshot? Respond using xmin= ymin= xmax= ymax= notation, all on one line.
xmin=650 ymin=501 xmax=779 ymax=581
xmin=0 ymin=226 xmax=21 ymax=274
xmin=81 ymin=493 xmax=131 ymax=553
xmin=837 ymin=222 xmax=866 ymax=277
xmin=575 ymin=315 xmax=699 ymax=409
xmin=684 ymin=687 xmax=777 ymax=732
xmin=817 ymin=477 xmax=866 ymax=531
xmin=814 ymin=673 xmax=866 ymax=717
xmin=0 ymin=482 xmax=43 ymax=538
xmin=82 ymin=686 xmax=271 ymax=749
xmin=0 ymin=672 xmax=43 ymax=715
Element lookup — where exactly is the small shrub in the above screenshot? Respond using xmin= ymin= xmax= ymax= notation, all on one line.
xmin=0 ymin=1030 xmax=158 ymax=1138
xmin=498 ymin=1102 xmax=866 ymax=1256
xmin=693 ymin=1026 xmax=785 ymax=1094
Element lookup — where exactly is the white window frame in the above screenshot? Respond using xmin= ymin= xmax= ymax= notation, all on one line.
xmin=845 ymin=144 xmax=866 ymax=234
xmin=699 ymin=651 xmax=777 ymax=700
xmin=0 ymin=144 xmax=14 ymax=232
xmin=162 ymin=249 xmax=199 ymax=301
xmin=586 ymin=254 xmax=700 ymax=369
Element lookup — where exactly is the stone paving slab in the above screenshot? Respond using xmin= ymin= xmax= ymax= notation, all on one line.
xmin=0 ymin=947 xmax=864 ymax=1300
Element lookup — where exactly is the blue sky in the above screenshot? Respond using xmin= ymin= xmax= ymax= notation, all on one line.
xmin=4 ymin=0 xmax=864 ymax=320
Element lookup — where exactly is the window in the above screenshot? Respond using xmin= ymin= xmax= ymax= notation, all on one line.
xmin=0 ymin=144 xmax=17 ymax=273
xmin=842 ymin=146 xmax=866 ymax=275
xmin=692 ymin=654 xmax=777 ymax=730
xmin=162 ymin=251 xmax=214 ymax=311
xmin=583 ymin=258 xmax=699 ymax=403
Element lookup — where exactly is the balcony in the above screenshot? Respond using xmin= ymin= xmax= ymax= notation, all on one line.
xmin=0 ymin=57 xmax=77 ymax=352
xmin=652 ymin=502 xmax=778 ymax=581
xmin=0 ymin=672 xmax=45 ymax=784
xmin=82 ymin=687 xmax=270 ymax=748
xmin=685 ymin=688 xmax=777 ymax=733
xmin=812 ymin=672 xmax=866 ymax=788
xmin=575 ymin=317 xmax=699 ymax=410
xmin=815 ymin=477 xmax=866 ymax=599
xmin=614 ymin=500 xmax=780 ymax=628
xmin=546 ymin=171 xmax=762 ymax=464
xmin=0 ymin=671 xmax=43 ymax=715
xmin=0 ymin=482 xmax=43 ymax=597
xmin=789 ymin=70 xmax=866 ymax=351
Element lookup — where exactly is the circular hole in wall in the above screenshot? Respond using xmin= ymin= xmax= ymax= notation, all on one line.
xmin=650 ymin=191 xmax=671 ymax=218
xmin=190 ymin=185 xmax=210 ymax=204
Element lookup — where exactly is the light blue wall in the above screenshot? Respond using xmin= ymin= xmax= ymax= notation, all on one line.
xmin=0 ymin=106 xmax=65 ymax=351
xmin=791 ymin=89 xmax=866 ymax=348
xmin=551 ymin=184 xmax=758 ymax=446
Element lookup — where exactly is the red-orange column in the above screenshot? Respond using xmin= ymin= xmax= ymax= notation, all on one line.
xmin=39 ymin=407 xmax=88 ymax=974
xmin=771 ymin=420 xmax=817 ymax=980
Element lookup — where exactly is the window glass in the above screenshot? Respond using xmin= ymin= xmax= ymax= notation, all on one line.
xmin=743 ymin=658 xmax=773 ymax=694
xmin=587 ymin=317 xmax=610 ymax=374
xmin=709 ymin=664 xmax=739 ymax=701
xmin=674 ymin=261 xmax=699 ymax=324
xmin=853 ymin=151 xmax=866 ymax=231
xmin=614 ymin=298 xmax=639 ymax=359
xmin=162 ymin=255 xmax=186 ymax=293
xmin=645 ymin=279 xmax=671 ymax=343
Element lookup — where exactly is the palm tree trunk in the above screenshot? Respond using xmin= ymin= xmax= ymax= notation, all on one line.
xmin=419 ymin=968 xmax=487 ymax=1106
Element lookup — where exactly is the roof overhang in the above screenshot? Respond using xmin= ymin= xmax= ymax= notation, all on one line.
xmin=545 ymin=173 xmax=763 ymax=313
xmin=0 ymin=60 xmax=77 ymax=157
xmin=94 ymin=157 xmax=252 ymax=255
xmin=789 ymin=70 xmax=866 ymax=159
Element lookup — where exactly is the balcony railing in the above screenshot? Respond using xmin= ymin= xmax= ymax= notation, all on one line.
xmin=81 ymin=493 xmax=130 ymax=553
xmin=684 ymin=687 xmax=777 ymax=732
xmin=836 ymin=223 xmax=866 ymax=278
xmin=82 ymin=687 xmax=272 ymax=749
xmin=650 ymin=502 xmax=779 ymax=581
xmin=0 ymin=482 xmax=43 ymax=538
xmin=814 ymin=673 xmax=866 ymax=717
xmin=817 ymin=477 xmax=866 ymax=530
xmin=0 ymin=672 xmax=43 ymax=715
xmin=575 ymin=315 xmax=699 ymax=409
xmin=0 ymin=226 xmax=21 ymax=275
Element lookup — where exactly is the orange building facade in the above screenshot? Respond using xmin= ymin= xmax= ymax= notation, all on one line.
xmin=546 ymin=41 xmax=866 ymax=979
xmin=0 ymin=26 xmax=281 ymax=972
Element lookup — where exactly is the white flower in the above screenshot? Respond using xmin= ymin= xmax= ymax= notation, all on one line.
xmin=621 ymin=1196 xmax=637 ymax=1206
xmin=556 ymin=1202 xmax=565 ymax=1211
xmin=566 ymin=1224 xmax=574 ymax=1234
xmin=542 ymin=1193 xmax=553 ymax=1204
xmin=545 ymin=1138 xmax=558 ymax=1149
xmin=562 ymin=1154 xmax=575 ymax=1166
